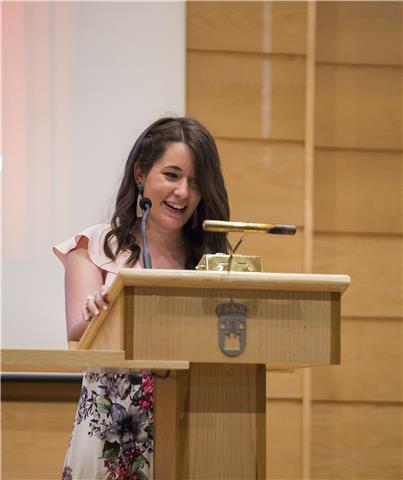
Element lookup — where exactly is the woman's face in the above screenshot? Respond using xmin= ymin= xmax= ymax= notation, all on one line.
xmin=135 ymin=142 xmax=201 ymax=233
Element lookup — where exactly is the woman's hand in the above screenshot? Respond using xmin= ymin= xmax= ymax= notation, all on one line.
xmin=65 ymin=236 xmax=108 ymax=341
xmin=83 ymin=285 xmax=109 ymax=321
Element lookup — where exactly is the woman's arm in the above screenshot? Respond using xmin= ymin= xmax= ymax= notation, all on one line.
xmin=64 ymin=237 xmax=108 ymax=341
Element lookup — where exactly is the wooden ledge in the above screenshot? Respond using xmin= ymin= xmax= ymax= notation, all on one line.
xmin=116 ymin=269 xmax=351 ymax=293
xmin=1 ymin=349 xmax=189 ymax=373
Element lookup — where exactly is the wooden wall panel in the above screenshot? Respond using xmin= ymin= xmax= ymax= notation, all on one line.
xmin=187 ymin=3 xmax=403 ymax=480
xmin=315 ymin=64 xmax=402 ymax=149
xmin=187 ymin=51 xmax=305 ymax=140
xmin=314 ymin=233 xmax=402 ymax=318
xmin=230 ymin=229 xmax=303 ymax=273
xmin=267 ymin=400 xmax=303 ymax=479
xmin=217 ymin=139 xmax=304 ymax=225
xmin=312 ymin=403 xmax=403 ymax=479
xmin=314 ymin=149 xmax=403 ymax=234
xmin=2 ymin=401 xmax=75 ymax=479
xmin=188 ymin=1 xmax=307 ymax=55
xmin=312 ymin=317 xmax=403 ymax=402
xmin=316 ymin=2 xmax=403 ymax=66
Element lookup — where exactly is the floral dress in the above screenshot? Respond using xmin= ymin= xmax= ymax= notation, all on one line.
xmin=62 ymin=371 xmax=154 ymax=480
xmin=54 ymin=225 xmax=154 ymax=480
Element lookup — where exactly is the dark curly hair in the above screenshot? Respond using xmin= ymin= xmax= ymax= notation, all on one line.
xmin=104 ymin=116 xmax=230 ymax=269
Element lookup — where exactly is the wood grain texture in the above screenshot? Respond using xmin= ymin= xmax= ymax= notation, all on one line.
xmin=314 ymin=233 xmax=403 ymax=318
xmin=83 ymin=286 xmax=124 ymax=350
xmin=78 ymin=271 xmax=349 ymax=367
xmin=229 ymin=230 xmax=304 ymax=274
xmin=315 ymin=63 xmax=402 ymax=150
xmin=105 ymin=269 xmax=351 ymax=293
xmin=186 ymin=2 xmax=403 ymax=478
xmin=217 ymin=139 xmax=304 ymax=225
xmin=76 ymin=270 xmax=348 ymax=368
xmin=187 ymin=51 xmax=305 ymax=140
xmin=267 ymin=369 xmax=303 ymax=399
xmin=312 ymin=317 xmax=403 ymax=403
xmin=2 ymin=378 xmax=81 ymax=402
xmin=2 ymin=401 xmax=76 ymax=479
xmin=178 ymin=364 xmax=266 ymax=479
xmin=314 ymin=149 xmax=403 ymax=234
xmin=267 ymin=399 xmax=303 ymax=479
xmin=187 ymin=1 xmax=307 ymax=55
xmin=316 ymin=2 xmax=403 ymax=66
xmin=312 ymin=402 xmax=403 ymax=479
xmin=154 ymin=373 xmax=182 ymax=480
xmin=302 ymin=4 xmax=317 ymax=475
xmin=1 ymin=349 xmax=189 ymax=372
xmin=127 ymin=287 xmax=341 ymax=367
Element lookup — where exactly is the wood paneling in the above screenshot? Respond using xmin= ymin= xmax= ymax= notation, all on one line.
xmin=314 ymin=149 xmax=403 ymax=234
xmin=2 ymin=401 xmax=75 ymax=479
xmin=267 ymin=369 xmax=303 ymax=399
xmin=187 ymin=51 xmax=305 ymax=140
xmin=313 ymin=7 xmax=403 ymax=478
xmin=187 ymin=3 xmax=403 ymax=479
xmin=231 ymin=230 xmax=304 ymax=273
xmin=2 ymin=378 xmax=81 ymax=401
xmin=312 ymin=317 xmax=403 ymax=402
xmin=180 ymin=364 xmax=266 ymax=480
xmin=154 ymin=373 xmax=184 ymax=480
xmin=187 ymin=1 xmax=306 ymax=55
xmin=316 ymin=2 xmax=403 ymax=66
xmin=314 ymin=233 xmax=402 ymax=318
xmin=217 ymin=139 xmax=304 ymax=274
xmin=267 ymin=400 xmax=303 ymax=479
xmin=126 ymin=286 xmax=341 ymax=367
xmin=312 ymin=403 xmax=403 ymax=479
xmin=217 ymin=139 xmax=304 ymax=225
xmin=316 ymin=64 xmax=402 ymax=150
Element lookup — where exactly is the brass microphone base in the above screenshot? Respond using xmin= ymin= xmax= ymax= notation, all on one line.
xmin=196 ymin=253 xmax=263 ymax=272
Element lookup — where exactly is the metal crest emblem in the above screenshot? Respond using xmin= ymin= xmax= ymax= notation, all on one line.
xmin=216 ymin=299 xmax=247 ymax=357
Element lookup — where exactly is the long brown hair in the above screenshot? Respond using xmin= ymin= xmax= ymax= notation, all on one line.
xmin=104 ymin=116 xmax=230 ymax=269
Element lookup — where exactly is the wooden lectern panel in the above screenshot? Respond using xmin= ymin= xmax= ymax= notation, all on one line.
xmin=183 ymin=364 xmax=266 ymax=479
xmin=81 ymin=270 xmax=348 ymax=369
xmin=129 ymin=287 xmax=340 ymax=367
xmin=155 ymin=364 xmax=266 ymax=480
xmin=75 ymin=270 xmax=349 ymax=479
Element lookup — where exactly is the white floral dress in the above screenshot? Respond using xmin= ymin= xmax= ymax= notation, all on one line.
xmin=55 ymin=225 xmax=154 ymax=480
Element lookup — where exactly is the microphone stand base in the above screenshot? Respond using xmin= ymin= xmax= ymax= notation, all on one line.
xmin=195 ymin=254 xmax=263 ymax=272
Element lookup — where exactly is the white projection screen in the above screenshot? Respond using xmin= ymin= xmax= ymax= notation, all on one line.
xmin=2 ymin=2 xmax=185 ymax=348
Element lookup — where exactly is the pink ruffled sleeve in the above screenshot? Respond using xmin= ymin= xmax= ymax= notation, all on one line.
xmin=53 ymin=224 xmax=131 ymax=274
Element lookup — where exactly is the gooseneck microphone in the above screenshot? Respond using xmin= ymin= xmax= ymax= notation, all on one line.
xmin=140 ymin=197 xmax=152 ymax=269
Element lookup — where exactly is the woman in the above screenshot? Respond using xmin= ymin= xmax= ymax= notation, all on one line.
xmin=54 ymin=116 xmax=230 ymax=480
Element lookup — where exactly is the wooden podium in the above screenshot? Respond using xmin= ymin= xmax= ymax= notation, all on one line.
xmin=74 ymin=268 xmax=350 ymax=479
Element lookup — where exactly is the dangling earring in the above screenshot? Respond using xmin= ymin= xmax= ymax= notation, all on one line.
xmin=191 ymin=209 xmax=198 ymax=229
xmin=136 ymin=183 xmax=144 ymax=218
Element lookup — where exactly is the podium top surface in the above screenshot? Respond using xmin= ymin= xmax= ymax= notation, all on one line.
xmin=112 ymin=269 xmax=351 ymax=294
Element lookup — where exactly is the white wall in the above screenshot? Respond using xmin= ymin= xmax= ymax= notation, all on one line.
xmin=2 ymin=2 xmax=185 ymax=348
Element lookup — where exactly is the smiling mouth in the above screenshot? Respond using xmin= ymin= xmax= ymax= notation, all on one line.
xmin=164 ymin=201 xmax=187 ymax=213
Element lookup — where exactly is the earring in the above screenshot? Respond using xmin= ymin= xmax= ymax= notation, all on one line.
xmin=191 ymin=209 xmax=198 ymax=229
xmin=136 ymin=183 xmax=144 ymax=218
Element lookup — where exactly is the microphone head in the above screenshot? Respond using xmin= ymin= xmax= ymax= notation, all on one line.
xmin=139 ymin=197 xmax=152 ymax=210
